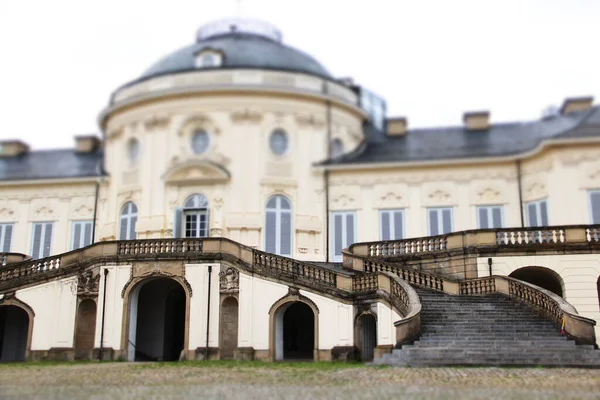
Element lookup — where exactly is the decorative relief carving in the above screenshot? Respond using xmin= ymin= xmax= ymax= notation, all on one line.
xmin=210 ymin=228 xmax=224 ymax=237
xmin=298 ymin=247 xmax=308 ymax=254
xmin=219 ymin=267 xmax=239 ymax=293
xmin=72 ymin=203 xmax=94 ymax=218
xmin=34 ymin=206 xmax=54 ymax=218
xmin=332 ymin=194 xmax=355 ymax=207
xmin=477 ymin=188 xmax=501 ymax=203
xmin=295 ymin=113 xmax=326 ymax=128
xmin=144 ymin=115 xmax=171 ymax=130
xmin=77 ymin=270 xmax=100 ymax=296
xmin=0 ymin=207 xmax=15 ymax=219
xmin=230 ymin=109 xmax=263 ymax=123
xmin=428 ymin=190 xmax=451 ymax=203
xmin=524 ymin=181 xmax=547 ymax=201
xmin=132 ymin=261 xmax=184 ymax=278
xmin=213 ymin=197 xmax=224 ymax=211
xmin=381 ymin=192 xmax=403 ymax=203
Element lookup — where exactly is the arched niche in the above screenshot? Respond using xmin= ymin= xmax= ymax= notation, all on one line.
xmin=509 ymin=266 xmax=564 ymax=297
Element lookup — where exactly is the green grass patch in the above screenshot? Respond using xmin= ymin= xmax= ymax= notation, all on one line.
xmin=133 ymin=360 xmax=366 ymax=370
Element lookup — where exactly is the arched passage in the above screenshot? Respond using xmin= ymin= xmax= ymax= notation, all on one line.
xmin=219 ymin=297 xmax=239 ymax=360
xmin=357 ymin=313 xmax=377 ymax=362
xmin=274 ymin=301 xmax=315 ymax=361
xmin=127 ymin=278 xmax=187 ymax=361
xmin=74 ymin=299 xmax=97 ymax=360
xmin=0 ymin=305 xmax=29 ymax=362
xmin=509 ymin=266 xmax=564 ymax=297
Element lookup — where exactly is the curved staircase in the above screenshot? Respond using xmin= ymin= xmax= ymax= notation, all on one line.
xmin=374 ymin=288 xmax=600 ymax=367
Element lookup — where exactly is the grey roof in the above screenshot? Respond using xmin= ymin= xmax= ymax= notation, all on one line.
xmin=0 ymin=149 xmax=104 ymax=181
xmin=322 ymin=106 xmax=600 ymax=166
xmin=138 ymin=32 xmax=331 ymax=82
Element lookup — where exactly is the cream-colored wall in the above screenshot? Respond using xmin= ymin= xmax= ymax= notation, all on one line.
xmin=376 ymin=302 xmax=402 ymax=346
xmin=186 ymin=263 xmax=220 ymax=351
xmin=477 ymin=254 xmax=600 ymax=342
xmin=329 ymin=145 xmax=600 ymax=244
xmin=0 ymin=181 xmax=97 ymax=256
xmin=16 ymin=276 xmax=78 ymax=350
xmin=237 ymin=271 xmax=354 ymax=351
xmin=94 ymin=265 xmax=131 ymax=350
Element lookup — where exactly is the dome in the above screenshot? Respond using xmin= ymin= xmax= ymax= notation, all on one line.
xmin=140 ymin=18 xmax=332 ymax=80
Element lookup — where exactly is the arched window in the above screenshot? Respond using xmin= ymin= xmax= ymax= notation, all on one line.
xmin=265 ymin=195 xmax=292 ymax=256
xmin=183 ymin=194 xmax=209 ymax=238
xmin=120 ymin=202 xmax=138 ymax=240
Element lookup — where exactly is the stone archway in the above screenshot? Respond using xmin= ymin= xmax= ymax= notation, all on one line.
xmin=509 ymin=266 xmax=564 ymax=297
xmin=0 ymin=304 xmax=30 ymax=362
xmin=74 ymin=299 xmax=97 ymax=360
xmin=125 ymin=277 xmax=188 ymax=361
xmin=356 ymin=313 xmax=377 ymax=362
xmin=219 ymin=296 xmax=239 ymax=360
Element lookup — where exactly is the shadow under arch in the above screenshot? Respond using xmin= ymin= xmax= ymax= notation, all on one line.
xmin=269 ymin=290 xmax=319 ymax=361
xmin=0 ymin=297 xmax=34 ymax=362
xmin=121 ymin=276 xmax=191 ymax=362
xmin=355 ymin=311 xmax=377 ymax=362
xmin=509 ymin=266 xmax=564 ymax=297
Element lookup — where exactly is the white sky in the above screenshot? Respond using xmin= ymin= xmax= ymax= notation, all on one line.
xmin=0 ymin=0 xmax=598 ymax=149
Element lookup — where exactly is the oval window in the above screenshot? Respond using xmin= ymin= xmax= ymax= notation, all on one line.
xmin=127 ymin=138 xmax=140 ymax=165
xmin=269 ymin=129 xmax=288 ymax=155
xmin=192 ymin=130 xmax=210 ymax=154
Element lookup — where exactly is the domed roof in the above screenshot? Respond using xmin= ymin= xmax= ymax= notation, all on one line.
xmin=140 ymin=19 xmax=332 ymax=80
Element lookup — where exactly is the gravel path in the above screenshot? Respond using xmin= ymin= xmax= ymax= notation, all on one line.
xmin=1 ymin=362 xmax=600 ymax=400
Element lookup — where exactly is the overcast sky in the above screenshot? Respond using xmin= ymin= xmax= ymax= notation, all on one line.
xmin=0 ymin=0 xmax=598 ymax=149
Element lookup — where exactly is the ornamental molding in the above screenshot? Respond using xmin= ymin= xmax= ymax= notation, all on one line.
xmin=143 ymin=114 xmax=171 ymax=131
xmin=295 ymin=113 xmax=326 ymax=128
xmin=163 ymin=160 xmax=231 ymax=186
xmin=219 ymin=267 xmax=239 ymax=293
xmin=77 ymin=269 xmax=100 ymax=296
xmin=476 ymin=187 xmax=502 ymax=203
xmin=268 ymin=287 xmax=320 ymax=315
xmin=71 ymin=203 xmax=94 ymax=218
xmin=0 ymin=207 xmax=15 ymax=220
xmin=230 ymin=108 xmax=263 ymax=124
xmin=523 ymin=181 xmax=548 ymax=202
xmin=332 ymin=193 xmax=355 ymax=208
xmin=33 ymin=206 xmax=54 ymax=219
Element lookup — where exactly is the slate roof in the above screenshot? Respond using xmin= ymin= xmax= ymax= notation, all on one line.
xmin=138 ymin=32 xmax=331 ymax=82
xmin=322 ymin=106 xmax=600 ymax=167
xmin=0 ymin=149 xmax=104 ymax=181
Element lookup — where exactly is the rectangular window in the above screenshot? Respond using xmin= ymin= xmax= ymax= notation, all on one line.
xmin=184 ymin=211 xmax=209 ymax=238
xmin=380 ymin=209 xmax=404 ymax=240
xmin=332 ymin=211 xmax=356 ymax=262
xmin=31 ymin=222 xmax=54 ymax=259
xmin=590 ymin=191 xmax=600 ymax=224
xmin=0 ymin=224 xmax=14 ymax=252
xmin=71 ymin=221 xmax=93 ymax=250
xmin=477 ymin=206 xmax=504 ymax=229
xmin=526 ymin=199 xmax=549 ymax=227
xmin=428 ymin=207 xmax=453 ymax=236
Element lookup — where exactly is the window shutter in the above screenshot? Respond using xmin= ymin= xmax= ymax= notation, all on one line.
xmin=2 ymin=225 xmax=12 ymax=252
xmin=592 ymin=192 xmax=600 ymax=224
xmin=492 ymin=208 xmax=502 ymax=228
xmin=200 ymin=212 xmax=208 ymax=237
xmin=540 ymin=201 xmax=548 ymax=226
xmin=265 ymin=211 xmax=277 ymax=253
xmin=73 ymin=223 xmax=82 ymax=250
xmin=442 ymin=209 xmax=452 ymax=234
xmin=129 ymin=215 xmax=137 ymax=240
xmin=527 ymin=203 xmax=538 ymax=227
xmin=429 ymin=210 xmax=439 ymax=236
xmin=393 ymin=211 xmax=403 ymax=240
xmin=32 ymin=224 xmax=42 ymax=259
xmin=42 ymin=223 xmax=53 ymax=258
xmin=381 ymin=212 xmax=391 ymax=241
xmin=280 ymin=212 xmax=292 ymax=256
xmin=173 ymin=207 xmax=182 ymax=238
xmin=478 ymin=208 xmax=489 ymax=229
xmin=345 ymin=213 xmax=355 ymax=246
xmin=84 ymin=222 xmax=93 ymax=247
xmin=119 ymin=217 xmax=128 ymax=240
xmin=334 ymin=214 xmax=343 ymax=256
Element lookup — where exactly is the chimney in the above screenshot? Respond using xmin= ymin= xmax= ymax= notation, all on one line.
xmin=560 ymin=96 xmax=594 ymax=115
xmin=0 ymin=140 xmax=29 ymax=157
xmin=75 ymin=135 xmax=101 ymax=153
xmin=463 ymin=111 xmax=490 ymax=131
xmin=387 ymin=117 xmax=408 ymax=136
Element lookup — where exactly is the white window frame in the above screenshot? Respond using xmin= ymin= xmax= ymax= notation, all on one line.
xmin=120 ymin=202 xmax=138 ymax=240
xmin=331 ymin=211 xmax=357 ymax=262
xmin=71 ymin=220 xmax=93 ymax=250
xmin=379 ymin=209 xmax=405 ymax=241
xmin=427 ymin=207 xmax=454 ymax=236
xmin=31 ymin=222 xmax=54 ymax=259
xmin=264 ymin=195 xmax=293 ymax=256
xmin=182 ymin=194 xmax=210 ymax=238
xmin=195 ymin=51 xmax=222 ymax=68
xmin=589 ymin=190 xmax=600 ymax=224
xmin=525 ymin=199 xmax=549 ymax=227
xmin=476 ymin=205 xmax=504 ymax=229
xmin=0 ymin=223 xmax=14 ymax=252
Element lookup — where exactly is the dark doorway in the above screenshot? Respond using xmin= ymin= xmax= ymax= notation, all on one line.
xmin=0 ymin=305 xmax=29 ymax=362
xmin=74 ymin=299 xmax=97 ymax=360
xmin=359 ymin=314 xmax=377 ymax=361
xmin=283 ymin=302 xmax=314 ymax=360
xmin=220 ymin=297 xmax=239 ymax=360
xmin=509 ymin=267 xmax=563 ymax=297
xmin=133 ymin=278 xmax=186 ymax=361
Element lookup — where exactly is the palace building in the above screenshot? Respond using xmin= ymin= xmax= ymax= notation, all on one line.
xmin=1 ymin=18 xmax=600 ymax=366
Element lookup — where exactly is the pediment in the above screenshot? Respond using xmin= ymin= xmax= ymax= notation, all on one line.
xmin=163 ymin=160 xmax=230 ymax=186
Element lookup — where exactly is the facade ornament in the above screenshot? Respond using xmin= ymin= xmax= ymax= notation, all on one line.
xmin=34 ymin=206 xmax=54 ymax=218
xmin=230 ymin=109 xmax=263 ymax=123
xmin=332 ymin=194 xmax=354 ymax=207
xmin=381 ymin=192 xmax=403 ymax=203
xmin=295 ymin=113 xmax=325 ymax=127
xmin=288 ymin=287 xmax=300 ymax=296
xmin=0 ymin=207 xmax=15 ymax=219
xmin=428 ymin=190 xmax=451 ymax=203
xmin=219 ymin=267 xmax=239 ymax=292
xmin=477 ymin=188 xmax=501 ymax=202
xmin=144 ymin=115 xmax=171 ymax=130
xmin=210 ymin=228 xmax=224 ymax=237
xmin=77 ymin=270 xmax=100 ymax=296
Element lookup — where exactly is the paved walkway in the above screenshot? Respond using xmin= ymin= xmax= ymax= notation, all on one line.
xmin=1 ymin=362 xmax=600 ymax=399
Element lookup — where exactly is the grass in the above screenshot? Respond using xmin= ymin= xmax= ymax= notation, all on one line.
xmin=133 ymin=360 xmax=367 ymax=370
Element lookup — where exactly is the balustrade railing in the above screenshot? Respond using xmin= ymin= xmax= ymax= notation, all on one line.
xmin=367 ymin=235 xmax=448 ymax=257
xmin=253 ymin=250 xmax=337 ymax=288
xmin=390 ymin=278 xmax=411 ymax=316
xmin=460 ymin=277 xmax=496 ymax=295
xmin=496 ymin=228 xmax=565 ymax=245
xmin=0 ymin=255 xmax=61 ymax=283
xmin=508 ymin=278 xmax=563 ymax=326
xmin=351 ymin=274 xmax=378 ymax=293
xmin=117 ymin=239 xmax=203 ymax=255
xmin=364 ymin=259 xmax=445 ymax=292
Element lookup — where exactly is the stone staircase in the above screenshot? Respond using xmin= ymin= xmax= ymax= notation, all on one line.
xmin=374 ymin=288 xmax=600 ymax=367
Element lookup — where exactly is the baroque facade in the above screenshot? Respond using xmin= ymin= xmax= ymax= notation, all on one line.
xmin=1 ymin=18 xmax=600 ymax=364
